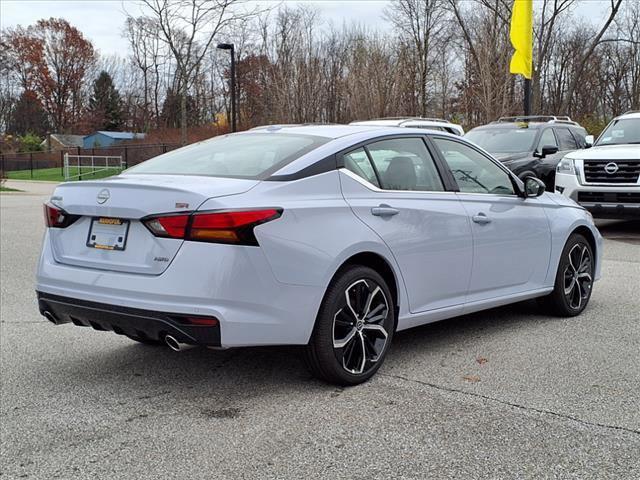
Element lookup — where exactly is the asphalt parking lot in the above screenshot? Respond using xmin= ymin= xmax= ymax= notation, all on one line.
xmin=1 ymin=181 xmax=639 ymax=479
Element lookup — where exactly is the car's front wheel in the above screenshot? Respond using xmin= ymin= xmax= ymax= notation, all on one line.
xmin=539 ymin=233 xmax=594 ymax=316
xmin=305 ymin=266 xmax=395 ymax=385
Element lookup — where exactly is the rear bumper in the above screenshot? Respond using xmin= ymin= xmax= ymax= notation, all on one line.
xmin=38 ymin=292 xmax=221 ymax=346
xmin=36 ymin=232 xmax=325 ymax=347
xmin=555 ymin=172 xmax=640 ymax=219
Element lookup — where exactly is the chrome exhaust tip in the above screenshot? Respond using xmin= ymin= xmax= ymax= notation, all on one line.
xmin=43 ymin=311 xmax=58 ymax=325
xmin=164 ymin=334 xmax=180 ymax=352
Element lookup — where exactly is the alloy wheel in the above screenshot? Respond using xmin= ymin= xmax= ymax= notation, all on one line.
xmin=563 ymin=243 xmax=593 ymax=310
xmin=332 ymin=279 xmax=390 ymax=375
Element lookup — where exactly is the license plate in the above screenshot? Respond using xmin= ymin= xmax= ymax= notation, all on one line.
xmin=87 ymin=217 xmax=130 ymax=251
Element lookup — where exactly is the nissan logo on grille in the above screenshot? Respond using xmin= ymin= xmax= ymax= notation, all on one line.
xmin=604 ymin=162 xmax=619 ymax=175
xmin=96 ymin=189 xmax=110 ymax=204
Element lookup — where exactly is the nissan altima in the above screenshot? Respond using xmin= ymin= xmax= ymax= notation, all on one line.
xmin=37 ymin=125 xmax=602 ymax=385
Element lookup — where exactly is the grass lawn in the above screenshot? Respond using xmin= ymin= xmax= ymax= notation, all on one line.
xmin=6 ymin=167 xmax=122 ymax=182
xmin=0 ymin=185 xmax=23 ymax=192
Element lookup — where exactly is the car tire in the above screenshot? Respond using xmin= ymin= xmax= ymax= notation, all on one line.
xmin=538 ymin=233 xmax=594 ymax=317
xmin=305 ymin=265 xmax=395 ymax=386
xmin=126 ymin=334 xmax=164 ymax=346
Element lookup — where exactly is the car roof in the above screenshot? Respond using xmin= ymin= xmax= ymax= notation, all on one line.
xmin=257 ymin=125 xmax=463 ymax=177
xmin=350 ymin=119 xmax=457 ymax=127
xmin=469 ymin=123 xmax=545 ymax=131
xmin=247 ymin=124 xmax=385 ymax=139
xmin=244 ymin=124 xmax=463 ymax=139
xmin=616 ymin=111 xmax=640 ymax=120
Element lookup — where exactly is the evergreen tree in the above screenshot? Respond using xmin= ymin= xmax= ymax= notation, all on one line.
xmin=8 ymin=90 xmax=49 ymax=136
xmin=89 ymin=71 xmax=123 ymax=131
xmin=160 ymin=88 xmax=197 ymax=129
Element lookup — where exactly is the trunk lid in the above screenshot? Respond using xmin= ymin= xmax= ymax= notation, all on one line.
xmin=47 ymin=174 xmax=258 ymax=275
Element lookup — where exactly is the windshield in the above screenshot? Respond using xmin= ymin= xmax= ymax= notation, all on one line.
xmin=126 ymin=133 xmax=329 ymax=179
xmin=596 ymin=118 xmax=640 ymax=146
xmin=465 ymin=128 xmax=537 ymax=153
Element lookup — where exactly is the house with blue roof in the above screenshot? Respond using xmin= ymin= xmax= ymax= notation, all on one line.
xmin=83 ymin=131 xmax=146 ymax=149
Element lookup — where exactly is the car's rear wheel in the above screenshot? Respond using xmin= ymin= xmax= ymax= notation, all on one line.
xmin=305 ymin=266 xmax=395 ymax=385
xmin=539 ymin=233 xmax=594 ymax=316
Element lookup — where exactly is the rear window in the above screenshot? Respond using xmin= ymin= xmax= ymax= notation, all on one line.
xmin=126 ymin=133 xmax=329 ymax=179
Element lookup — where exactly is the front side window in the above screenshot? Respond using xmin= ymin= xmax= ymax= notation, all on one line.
xmin=433 ymin=137 xmax=515 ymax=195
xmin=555 ymin=128 xmax=578 ymax=150
xmin=127 ymin=133 xmax=329 ymax=179
xmin=366 ymin=138 xmax=444 ymax=191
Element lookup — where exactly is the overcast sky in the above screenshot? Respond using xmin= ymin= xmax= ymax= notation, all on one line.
xmin=1 ymin=0 xmax=612 ymax=57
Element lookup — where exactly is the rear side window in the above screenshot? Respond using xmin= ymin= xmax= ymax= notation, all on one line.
xmin=538 ymin=129 xmax=558 ymax=150
xmin=127 ymin=133 xmax=329 ymax=179
xmin=555 ymin=128 xmax=578 ymax=150
xmin=366 ymin=138 xmax=444 ymax=191
xmin=344 ymin=148 xmax=380 ymax=187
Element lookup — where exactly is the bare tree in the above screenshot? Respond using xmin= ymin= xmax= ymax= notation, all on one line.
xmin=138 ymin=0 xmax=251 ymax=144
xmin=560 ymin=0 xmax=624 ymax=112
xmin=385 ymin=0 xmax=449 ymax=116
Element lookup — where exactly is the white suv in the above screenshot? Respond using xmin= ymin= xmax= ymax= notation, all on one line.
xmin=555 ymin=111 xmax=640 ymax=219
xmin=350 ymin=117 xmax=464 ymax=136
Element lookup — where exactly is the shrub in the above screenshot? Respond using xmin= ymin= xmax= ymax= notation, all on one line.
xmin=18 ymin=133 xmax=44 ymax=152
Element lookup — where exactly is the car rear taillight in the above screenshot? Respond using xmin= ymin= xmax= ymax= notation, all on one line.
xmin=144 ymin=214 xmax=190 ymax=239
xmin=43 ymin=203 xmax=79 ymax=228
xmin=142 ymin=209 xmax=282 ymax=246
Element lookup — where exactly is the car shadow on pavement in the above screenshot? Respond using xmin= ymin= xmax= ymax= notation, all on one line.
xmin=596 ymin=219 xmax=640 ymax=244
xmin=49 ymin=299 xmax=550 ymax=397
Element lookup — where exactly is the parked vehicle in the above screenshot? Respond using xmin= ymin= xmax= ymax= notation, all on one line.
xmin=465 ymin=116 xmax=589 ymax=189
xmin=37 ymin=125 xmax=602 ymax=385
xmin=350 ymin=117 xmax=464 ymax=136
xmin=555 ymin=111 xmax=640 ymax=219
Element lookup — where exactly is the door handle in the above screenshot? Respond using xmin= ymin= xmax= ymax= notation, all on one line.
xmin=472 ymin=213 xmax=491 ymax=224
xmin=371 ymin=205 xmax=399 ymax=217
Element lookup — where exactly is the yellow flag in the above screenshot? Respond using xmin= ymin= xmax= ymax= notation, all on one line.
xmin=509 ymin=0 xmax=533 ymax=79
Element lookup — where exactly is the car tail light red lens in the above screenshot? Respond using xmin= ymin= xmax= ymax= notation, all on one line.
xmin=43 ymin=203 xmax=79 ymax=228
xmin=142 ymin=209 xmax=282 ymax=246
xmin=189 ymin=209 xmax=281 ymax=244
xmin=144 ymin=214 xmax=190 ymax=239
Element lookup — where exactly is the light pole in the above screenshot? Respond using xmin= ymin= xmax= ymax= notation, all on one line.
xmin=217 ymin=42 xmax=236 ymax=132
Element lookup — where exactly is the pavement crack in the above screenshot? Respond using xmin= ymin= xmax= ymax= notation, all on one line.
xmin=381 ymin=372 xmax=640 ymax=436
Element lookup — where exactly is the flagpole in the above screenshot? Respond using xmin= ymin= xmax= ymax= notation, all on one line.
xmin=524 ymin=77 xmax=531 ymax=116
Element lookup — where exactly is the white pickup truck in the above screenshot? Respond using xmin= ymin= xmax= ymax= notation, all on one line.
xmin=555 ymin=111 xmax=640 ymax=219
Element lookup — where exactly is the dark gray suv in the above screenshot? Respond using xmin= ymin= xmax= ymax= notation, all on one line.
xmin=465 ymin=116 xmax=589 ymax=189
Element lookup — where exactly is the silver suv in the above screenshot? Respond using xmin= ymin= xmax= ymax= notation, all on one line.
xmin=555 ymin=111 xmax=640 ymax=219
xmin=350 ymin=117 xmax=464 ymax=136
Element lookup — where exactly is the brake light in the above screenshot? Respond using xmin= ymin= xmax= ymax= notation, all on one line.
xmin=144 ymin=214 xmax=190 ymax=239
xmin=43 ymin=203 xmax=79 ymax=228
xmin=142 ymin=209 xmax=282 ymax=246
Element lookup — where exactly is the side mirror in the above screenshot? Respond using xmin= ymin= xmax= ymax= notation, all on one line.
xmin=585 ymin=135 xmax=594 ymax=148
xmin=536 ymin=145 xmax=559 ymax=158
xmin=524 ymin=176 xmax=546 ymax=198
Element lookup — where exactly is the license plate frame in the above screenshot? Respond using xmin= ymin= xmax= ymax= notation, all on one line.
xmin=86 ymin=217 xmax=130 ymax=251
